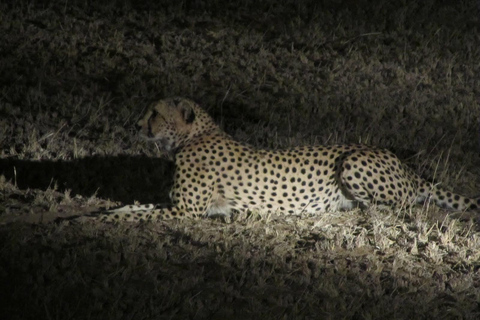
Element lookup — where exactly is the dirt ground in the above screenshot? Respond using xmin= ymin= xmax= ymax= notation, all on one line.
xmin=0 ymin=0 xmax=479 ymax=319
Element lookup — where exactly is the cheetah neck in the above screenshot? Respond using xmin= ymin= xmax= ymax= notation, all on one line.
xmin=187 ymin=108 xmax=222 ymax=141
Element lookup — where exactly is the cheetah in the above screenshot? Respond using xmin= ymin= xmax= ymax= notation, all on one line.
xmin=99 ymin=97 xmax=480 ymax=222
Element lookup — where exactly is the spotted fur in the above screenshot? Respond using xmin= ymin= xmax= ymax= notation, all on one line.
xmin=100 ymin=97 xmax=480 ymax=222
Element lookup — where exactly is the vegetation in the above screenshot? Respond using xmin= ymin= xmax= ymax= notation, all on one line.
xmin=0 ymin=0 xmax=479 ymax=319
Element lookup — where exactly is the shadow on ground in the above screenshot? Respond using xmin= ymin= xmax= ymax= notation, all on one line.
xmin=0 ymin=156 xmax=173 ymax=204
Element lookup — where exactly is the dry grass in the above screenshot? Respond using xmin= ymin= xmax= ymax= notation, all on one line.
xmin=0 ymin=0 xmax=479 ymax=319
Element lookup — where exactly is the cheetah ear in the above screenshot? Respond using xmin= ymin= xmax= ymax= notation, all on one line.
xmin=180 ymin=103 xmax=196 ymax=124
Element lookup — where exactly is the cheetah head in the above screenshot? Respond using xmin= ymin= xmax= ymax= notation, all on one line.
xmin=136 ymin=97 xmax=198 ymax=152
